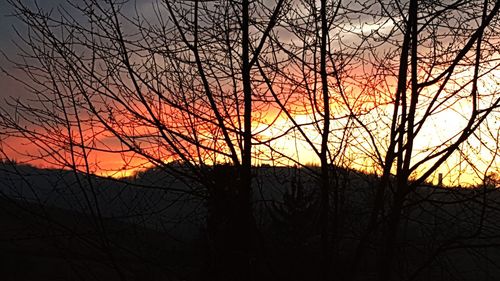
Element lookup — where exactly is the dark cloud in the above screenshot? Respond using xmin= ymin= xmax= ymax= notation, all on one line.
xmin=0 ymin=0 xmax=156 ymax=101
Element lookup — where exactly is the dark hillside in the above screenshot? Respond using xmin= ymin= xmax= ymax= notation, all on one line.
xmin=1 ymin=162 xmax=500 ymax=280
xmin=0 ymin=196 xmax=196 ymax=280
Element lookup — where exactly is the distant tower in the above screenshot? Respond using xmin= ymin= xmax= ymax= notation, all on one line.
xmin=438 ymin=173 xmax=443 ymax=186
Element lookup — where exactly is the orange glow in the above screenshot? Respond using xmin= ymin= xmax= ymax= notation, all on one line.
xmin=1 ymin=46 xmax=499 ymax=184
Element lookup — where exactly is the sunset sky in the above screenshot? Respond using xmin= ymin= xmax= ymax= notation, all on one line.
xmin=2 ymin=3 xmax=500 ymax=280
xmin=0 ymin=0 xmax=498 ymax=185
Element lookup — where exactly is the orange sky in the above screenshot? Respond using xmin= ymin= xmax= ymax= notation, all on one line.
xmin=0 ymin=1 xmax=499 ymax=185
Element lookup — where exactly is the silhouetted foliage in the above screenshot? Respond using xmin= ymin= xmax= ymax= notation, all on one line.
xmin=1 ymin=0 xmax=500 ymax=280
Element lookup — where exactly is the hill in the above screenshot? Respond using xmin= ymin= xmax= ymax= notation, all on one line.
xmin=1 ymin=161 xmax=500 ymax=280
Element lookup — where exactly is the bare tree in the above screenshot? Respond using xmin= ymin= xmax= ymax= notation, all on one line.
xmin=344 ymin=1 xmax=500 ymax=280
xmin=2 ymin=0 xmax=500 ymax=280
xmin=256 ymin=0 xmax=363 ymax=279
xmin=0 ymin=0 xmax=285 ymax=279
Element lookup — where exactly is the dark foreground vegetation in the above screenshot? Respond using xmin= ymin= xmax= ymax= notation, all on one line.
xmin=1 ymin=161 xmax=499 ymax=281
xmin=1 ymin=0 xmax=500 ymax=280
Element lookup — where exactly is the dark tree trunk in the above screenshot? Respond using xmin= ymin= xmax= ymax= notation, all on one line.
xmin=319 ymin=0 xmax=331 ymax=279
xmin=206 ymin=165 xmax=253 ymax=281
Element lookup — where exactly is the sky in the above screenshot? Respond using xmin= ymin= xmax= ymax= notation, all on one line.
xmin=0 ymin=0 xmax=161 ymax=102
xmin=0 ymin=0 xmax=498 ymax=185
xmin=0 ymin=0 xmax=154 ymax=177
xmin=0 ymin=0 xmax=27 ymax=100
xmin=1 ymin=1 xmax=74 ymax=102
xmin=0 ymin=1 xmax=18 ymax=55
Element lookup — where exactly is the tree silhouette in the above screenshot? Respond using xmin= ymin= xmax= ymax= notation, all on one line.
xmin=1 ymin=0 xmax=500 ymax=280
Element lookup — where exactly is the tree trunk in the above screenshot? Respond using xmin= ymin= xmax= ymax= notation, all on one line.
xmin=206 ymin=165 xmax=253 ymax=281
